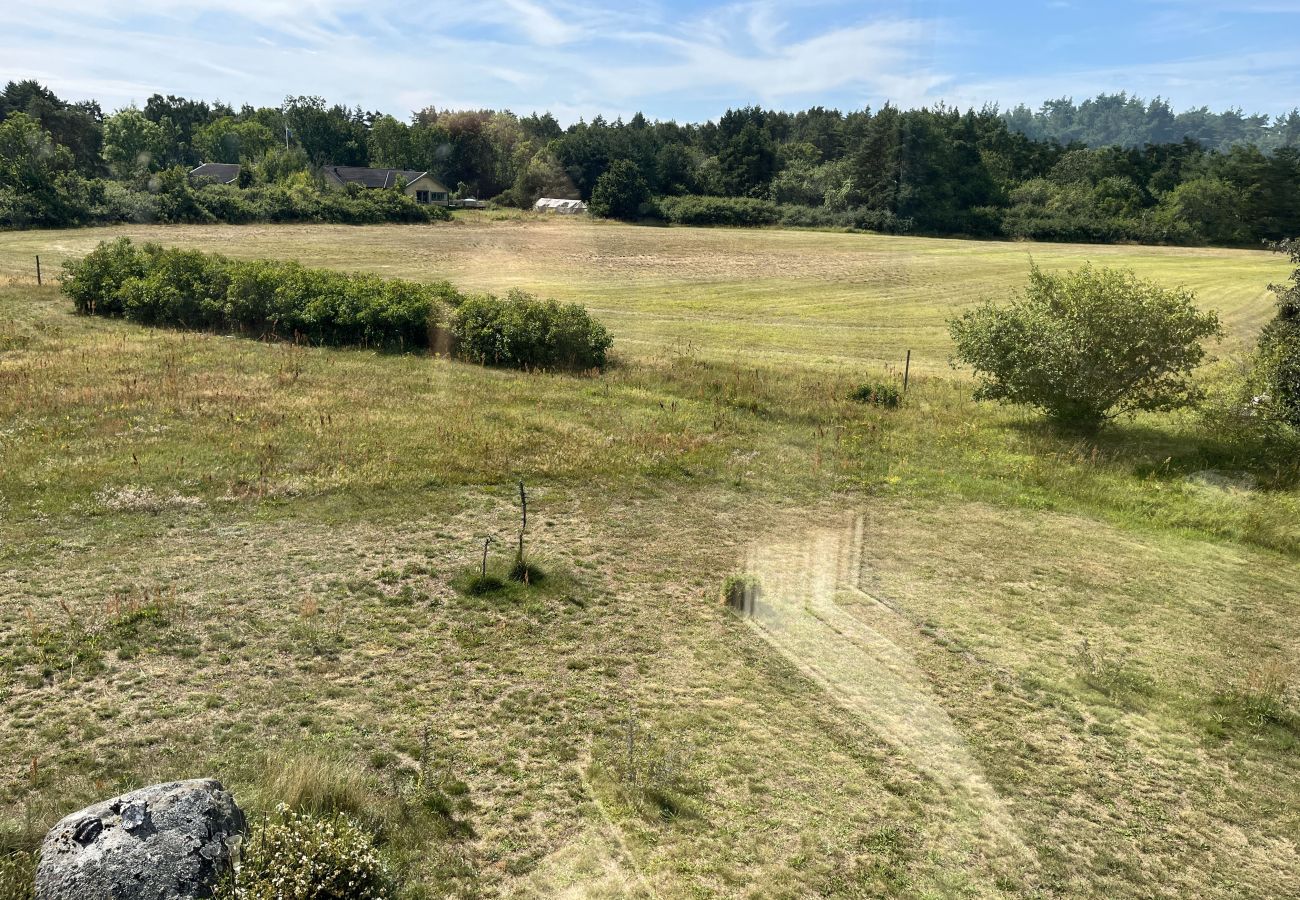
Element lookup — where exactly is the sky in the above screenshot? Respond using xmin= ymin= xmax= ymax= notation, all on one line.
xmin=2 ymin=1 xmax=1298 ymax=124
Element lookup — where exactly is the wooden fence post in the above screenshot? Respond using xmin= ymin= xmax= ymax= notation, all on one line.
xmin=36 ymin=255 xmax=41 ymax=286
xmin=903 ymin=349 xmax=911 ymax=392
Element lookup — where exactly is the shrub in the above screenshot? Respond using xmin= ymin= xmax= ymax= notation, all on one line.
xmin=849 ymin=382 xmax=902 ymax=407
xmin=656 ymin=195 xmax=780 ymax=227
xmin=949 ymin=263 xmax=1222 ymax=431
xmin=118 ymin=247 xmax=230 ymax=327
xmin=450 ymin=290 xmax=612 ymax=370
xmin=220 ymin=806 xmax=394 ymax=900
xmin=65 ymin=240 xmax=451 ymax=351
xmin=1255 ymin=239 xmax=1300 ymax=428
xmin=60 ymin=236 xmax=153 ymax=315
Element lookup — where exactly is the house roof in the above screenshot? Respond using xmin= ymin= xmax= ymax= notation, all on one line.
xmin=188 ymin=163 xmax=241 ymax=184
xmin=323 ymin=166 xmax=445 ymax=191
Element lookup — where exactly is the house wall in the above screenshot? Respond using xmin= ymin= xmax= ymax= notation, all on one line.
xmin=404 ymin=175 xmax=450 ymax=206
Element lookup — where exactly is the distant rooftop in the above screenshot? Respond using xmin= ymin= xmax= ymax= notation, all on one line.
xmin=323 ymin=166 xmax=432 ymax=189
xmin=188 ymin=163 xmax=241 ymax=184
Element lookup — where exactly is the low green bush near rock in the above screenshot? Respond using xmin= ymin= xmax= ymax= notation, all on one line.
xmin=219 ymin=805 xmax=394 ymax=900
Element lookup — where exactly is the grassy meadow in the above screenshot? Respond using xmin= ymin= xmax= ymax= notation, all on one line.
xmin=1 ymin=218 xmax=1298 ymax=898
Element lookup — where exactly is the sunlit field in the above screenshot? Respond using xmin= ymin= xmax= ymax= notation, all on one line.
xmin=0 ymin=217 xmax=1285 ymax=371
xmin=1 ymin=219 xmax=1297 ymax=898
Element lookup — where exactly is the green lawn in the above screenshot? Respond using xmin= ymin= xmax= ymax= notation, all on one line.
xmin=0 ymin=221 xmax=1296 ymax=898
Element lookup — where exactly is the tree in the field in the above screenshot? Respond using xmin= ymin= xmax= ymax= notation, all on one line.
xmin=950 ymin=264 xmax=1221 ymax=430
xmin=1256 ymin=240 xmax=1300 ymax=427
xmin=589 ymin=159 xmax=650 ymax=219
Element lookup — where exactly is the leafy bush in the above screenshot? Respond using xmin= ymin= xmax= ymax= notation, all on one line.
xmin=118 ymin=247 xmax=230 ymax=327
xmin=65 ymin=239 xmax=453 ymax=351
xmin=849 ymin=382 xmax=902 ymax=407
xmin=3 ymin=163 xmax=451 ymax=230
xmin=1255 ymin=239 xmax=1300 ymax=428
xmin=60 ymin=236 xmax=154 ymax=315
xmin=450 ymin=289 xmax=612 ymax=370
xmin=950 ymin=263 xmax=1222 ymax=431
xmin=656 ymin=195 xmax=780 ymax=227
xmin=220 ymin=805 xmax=393 ymax=900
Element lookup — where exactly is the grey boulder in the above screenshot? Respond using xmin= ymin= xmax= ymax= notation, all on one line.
xmin=36 ymin=778 xmax=245 ymax=900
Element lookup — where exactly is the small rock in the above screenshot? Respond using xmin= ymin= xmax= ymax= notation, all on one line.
xmin=36 ymin=779 xmax=245 ymax=900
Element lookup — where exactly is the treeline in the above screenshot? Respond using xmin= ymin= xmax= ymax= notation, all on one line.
xmin=5 ymin=78 xmax=1300 ymax=245
xmin=1003 ymin=93 xmax=1300 ymax=154
xmin=63 ymin=238 xmax=612 ymax=370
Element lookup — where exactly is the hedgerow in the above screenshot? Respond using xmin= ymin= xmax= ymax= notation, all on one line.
xmin=61 ymin=238 xmax=611 ymax=368
xmin=0 ymin=163 xmax=451 ymax=230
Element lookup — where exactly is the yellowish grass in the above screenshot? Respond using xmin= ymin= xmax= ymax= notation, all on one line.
xmin=0 ymin=220 xmax=1287 ymax=374
xmin=1 ymin=221 xmax=1297 ymax=898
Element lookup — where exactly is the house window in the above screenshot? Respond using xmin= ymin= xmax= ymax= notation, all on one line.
xmin=432 ymin=192 xmax=447 ymax=202
xmin=416 ymin=190 xmax=430 ymax=204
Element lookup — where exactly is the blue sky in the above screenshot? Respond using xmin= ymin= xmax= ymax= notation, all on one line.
xmin=2 ymin=1 xmax=1298 ymax=123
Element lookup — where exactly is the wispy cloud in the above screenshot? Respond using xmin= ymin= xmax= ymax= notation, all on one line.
xmin=1 ymin=0 xmax=1297 ymax=121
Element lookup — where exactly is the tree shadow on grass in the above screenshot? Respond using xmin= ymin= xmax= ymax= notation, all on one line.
xmin=1005 ymin=416 xmax=1300 ymax=491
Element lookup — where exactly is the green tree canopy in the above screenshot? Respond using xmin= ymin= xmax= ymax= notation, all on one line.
xmin=193 ymin=117 xmax=276 ymax=165
xmin=589 ymin=159 xmax=650 ymax=219
xmin=102 ymin=108 xmax=170 ymax=178
xmin=0 ymin=112 xmax=81 ymax=226
xmin=950 ymin=264 xmax=1222 ymax=430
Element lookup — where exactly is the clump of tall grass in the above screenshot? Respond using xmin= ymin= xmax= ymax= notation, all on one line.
xmin=1211 ymin=660 xmax=1296 ymax=732
xmin=721 ymin=573 xmax=761 ymax=613
xmin=237 ymin=745 xmax=474 ymax=895
xmin=1072 ymin=639 xmax=1153 ymax=698
xmin=849 ymin=381 xmax=902 ymax=408
xmin=0 ymin=851 xmax=36 ymax=900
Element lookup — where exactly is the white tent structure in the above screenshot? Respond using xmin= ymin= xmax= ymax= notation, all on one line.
xmin=533 ymin=198 xmax=587 ymax=214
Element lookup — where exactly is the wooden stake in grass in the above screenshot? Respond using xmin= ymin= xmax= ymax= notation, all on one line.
xmin=36 ymin=255 xmax=42 ymax=286
xmin=516 ymin=480 xmax=528 ymax=564
xmin=903 ymin=349 xmax=911 ymax=393
xmin=480 ymin=535 xmax=495 ymax=578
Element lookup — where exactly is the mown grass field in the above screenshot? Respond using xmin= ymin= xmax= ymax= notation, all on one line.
xmin=0 ymin=218 xmax=1285 ymax=371
xmin=1 ymin=219 xmax=1297 ymax=898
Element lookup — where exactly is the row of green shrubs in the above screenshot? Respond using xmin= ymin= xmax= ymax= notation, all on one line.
xmin=62 ymin=238 xmax=612 ymax=369
xmin=1 ymin=167 xmax=451 ymax=230
xmin=651 ymin=195 xmax=914 ymax=234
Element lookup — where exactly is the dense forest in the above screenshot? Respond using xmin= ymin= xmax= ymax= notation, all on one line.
xmin=3 ymin=79 xmax=1299 ymax=246
xmin=1002 ymin=93 xmax=1300 ymax=153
